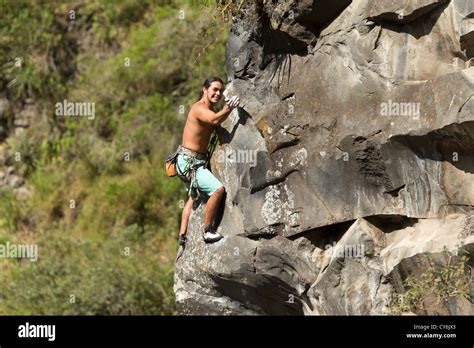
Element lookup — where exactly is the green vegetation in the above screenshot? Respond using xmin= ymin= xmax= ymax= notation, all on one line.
xmin=0 ymin=0 xmax=230 ymax=314
xmin=391 ymin=248 xmax=473 ymax=315
xmin=216 ymin=0 xmax=247 ymax=22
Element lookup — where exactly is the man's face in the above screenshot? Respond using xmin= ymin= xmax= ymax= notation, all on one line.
xmin=204 ymin=81 xmax=224 ymax=104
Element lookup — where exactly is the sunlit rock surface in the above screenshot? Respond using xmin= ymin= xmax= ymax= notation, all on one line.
xmin=174 ymin=0 xmax=474 ymax=315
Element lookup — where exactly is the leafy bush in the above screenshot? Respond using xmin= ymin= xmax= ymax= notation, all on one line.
xmin=0 ymin=189 xmax=24 ymax=234
xmin=0 ymin=231 xmax=176 ymax=315
xmin=6 ymin=131 xmax=40 ymax=176
xmin=215 ymin=0 xmax=247 ymax=22
xmin=0 ymin=1 xmax=70 ymax=101
xmin=391 ymin=248 xmax=473 ymax=315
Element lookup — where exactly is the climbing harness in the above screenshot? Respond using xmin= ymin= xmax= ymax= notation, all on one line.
xmin=165 ymin=133 xmax=220 ymax=200
xmin=175 ymin=145 xmax=207 ymax=200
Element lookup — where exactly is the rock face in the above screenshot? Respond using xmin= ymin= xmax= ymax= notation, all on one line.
xmin=174 ymin=0 xmax=474 ymax=315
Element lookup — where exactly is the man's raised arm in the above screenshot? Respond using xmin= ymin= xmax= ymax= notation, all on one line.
xmin=196 ymin=96 xmax=240 ymax=125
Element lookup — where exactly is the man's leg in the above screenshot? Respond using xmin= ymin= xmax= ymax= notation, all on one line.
xmin=179 ymin=197 xmax=193 ymax=239
xmin=204 ymin=186 xmax=225 ymax=227
xmin=176 ymin=196 xmax=192 ymax=261
xmin=194 ymin=164 xmax=225 ymax=242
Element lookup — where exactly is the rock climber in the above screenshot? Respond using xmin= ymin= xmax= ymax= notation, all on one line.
xmin=175 ymin=77 xmax=240 ymax=253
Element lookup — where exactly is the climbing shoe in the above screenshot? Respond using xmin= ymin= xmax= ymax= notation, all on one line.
xmin=202 ymin=224 xmax=223 ymax=243
xmin=176 ymin=234 xmax=186 ymax=262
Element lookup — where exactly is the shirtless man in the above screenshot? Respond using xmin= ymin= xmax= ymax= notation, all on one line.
xmin=176 ymin=77 xmax=239 ymax=248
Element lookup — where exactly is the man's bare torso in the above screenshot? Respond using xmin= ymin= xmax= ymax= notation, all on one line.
xmin=181 ymin=101 xmax=214 ymax=154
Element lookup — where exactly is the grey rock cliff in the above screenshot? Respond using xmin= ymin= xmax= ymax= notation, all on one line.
xmin=174 ymin=0 xmax=474 ymax=315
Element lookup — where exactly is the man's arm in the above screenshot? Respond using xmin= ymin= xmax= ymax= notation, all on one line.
xmin=196 ymin=96 xmax=240 ymax=125
xmin=196 ymin=104 xmax=233 ymax=125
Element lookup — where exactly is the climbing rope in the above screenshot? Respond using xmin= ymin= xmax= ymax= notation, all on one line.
xmin=205 ymin=131 xmax=219 ymax=169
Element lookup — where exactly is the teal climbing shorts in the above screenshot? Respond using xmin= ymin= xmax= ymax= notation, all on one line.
xmin=176 ymin=154 xmax=223 ymax=196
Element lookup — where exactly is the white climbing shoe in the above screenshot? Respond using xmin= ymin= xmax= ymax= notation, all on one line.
xmin=202 ymin=224 xmax=223 ymax=243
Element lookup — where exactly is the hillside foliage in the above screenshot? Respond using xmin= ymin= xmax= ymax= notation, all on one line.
xmin=0 ymin=0 xmax=229 ymax=314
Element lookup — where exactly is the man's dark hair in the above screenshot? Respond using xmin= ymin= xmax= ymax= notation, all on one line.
xmin=198 ymin=76 xmax=224 ymax=100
